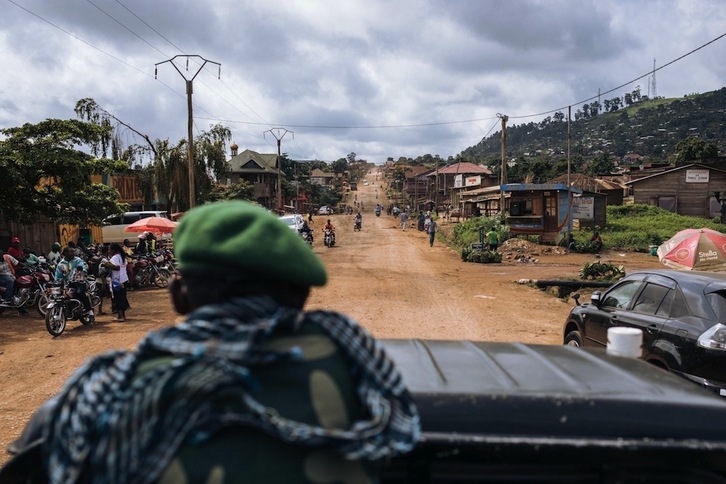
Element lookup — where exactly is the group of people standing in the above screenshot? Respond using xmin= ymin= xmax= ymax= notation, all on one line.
xmin=0 ymin=235 xmax=132 ymax=321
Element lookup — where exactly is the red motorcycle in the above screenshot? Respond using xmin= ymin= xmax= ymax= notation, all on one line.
xmin=0 ymin=263 xmax=54 ymax=316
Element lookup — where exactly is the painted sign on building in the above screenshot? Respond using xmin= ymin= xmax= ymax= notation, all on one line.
xmin=465 ymin=175 xmax=481 ymax=187
xmin=454 ymin=174 xmax=463 ymax=189
xmin=572 ymin=196 xmax=594 ymax=219
xmin=686 ymin=169 xmax=710 ymax=183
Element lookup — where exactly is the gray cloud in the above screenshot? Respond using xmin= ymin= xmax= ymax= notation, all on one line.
xmin=1 ymin=0 xmax=724 ymax=163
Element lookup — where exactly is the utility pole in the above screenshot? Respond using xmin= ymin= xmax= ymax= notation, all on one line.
xmin=497 ymin=113 xmax=508 ymax=216
xmin=155 ymin=55 xmax=220 ymax=210
xmin=264 ymin=128 xmax=294 ymax=212
xmin=434 ymin=156 xmax=439 ymax=211
xmin=567 ymin=105 xmax=573 ymax=236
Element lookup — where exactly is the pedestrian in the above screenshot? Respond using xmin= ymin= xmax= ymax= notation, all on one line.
xmin=107 ymin=242 xmax=130 ymax=321
xmin=307 ymin=208 xmax=314 ymax=224
xmin=428 ymin=217 xmax=438 ymax=247
xmin=486 ymin=228 xmax=499 ymax=252
xmin=401 ymin=209 xmax=409 ymax=231
xmin=96 ymin=245 xmax=111 ymax=315
xmin=47 ymin=242 xmax=62 ymax=266
xmin=590 ymin=231 xmax=603 ymax=251
xmin=4 ymin=201 xmax=420 ymax=482
xmin=417 ymin=211 xmax=425 ymax=231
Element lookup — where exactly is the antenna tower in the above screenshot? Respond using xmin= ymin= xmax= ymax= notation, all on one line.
xmin=651 ymin=58 xmax=657 ymax=99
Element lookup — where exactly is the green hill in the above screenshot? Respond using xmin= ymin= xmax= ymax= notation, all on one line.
xmin=461 ymin=87 xmax=726 ymax=164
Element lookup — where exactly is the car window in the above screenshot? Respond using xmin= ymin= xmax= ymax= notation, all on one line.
xmin=706 ymin=290 xmax=726 ymax=322
xmin=668 ymin=288 xmax=690 ymax=318
xmin=104 ymin=215 xmax=122 ymax=225
xmin=124 ymin=214 xmax=142 ymax=224
xmin=632 ymin=283 xmax=670 ymax=316
xmin=602 ymin=281 xmax=642 ymax=309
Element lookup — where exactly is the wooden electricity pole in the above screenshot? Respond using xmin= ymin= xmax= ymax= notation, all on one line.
xmin=264 ymin=128 xmax=293 ymax=212
xmin=155 ymin=55 xmax=220 ymax=210
xmin=498 ymin=113 xmax=508 ymax=215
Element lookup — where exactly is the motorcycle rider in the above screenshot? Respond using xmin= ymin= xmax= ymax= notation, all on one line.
xmin=23 ymin=248 xmax=40 ymax=267
xmin=0 ymin=248 xmax=27 ymax=314
xmin=323 ymin=219 xmax=336 ymax=245
xmin=299 ymin=220 xmax=313 ymax=244
xmin=7 ymin=236 xmax=24 ymax=261
xmin=55 ymin=247 xmax=93 ymax=318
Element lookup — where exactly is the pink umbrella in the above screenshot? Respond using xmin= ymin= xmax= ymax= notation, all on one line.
xmin=657 ymin=228 xmax=726 ymax=271
xmin=124 ymin=216 xmax=177 ymax=235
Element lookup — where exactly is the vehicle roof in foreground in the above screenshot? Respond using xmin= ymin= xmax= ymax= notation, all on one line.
xmin=382 ymin=339 xmax=726 ymax=446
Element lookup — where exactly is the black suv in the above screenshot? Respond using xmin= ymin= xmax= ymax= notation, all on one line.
xmin=563 ymin=269 xmax=726 ymax=396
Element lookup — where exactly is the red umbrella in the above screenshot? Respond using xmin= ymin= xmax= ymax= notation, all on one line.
xmin=657 ymin=228 xmax=726 ymax=271
xmin=124 ymin=216 xmax=177 ymax=235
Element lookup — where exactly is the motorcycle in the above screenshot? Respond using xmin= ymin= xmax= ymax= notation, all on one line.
xmin=375 ymin=207 xmax=381 ymax=217
xmin=154 ymin=249 xmax=179 ymax=276
xmin=354 ymin=219 xmax=362 ymax=231
xmin=324 ymin=228 xmax=336 ymax=248
xmin=44 ymin=277 xmax=101 ymax=336
xmin=132 ymin=254 xmax=172 ymax=288
xmin=299 ymin=229 xmax=314 ymax=246
xmin=0 ymin=263 xmax=54 ymax=317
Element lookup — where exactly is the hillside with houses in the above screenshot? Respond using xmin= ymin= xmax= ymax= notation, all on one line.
xmin=461 ymin=87 xmax=726 ymax=165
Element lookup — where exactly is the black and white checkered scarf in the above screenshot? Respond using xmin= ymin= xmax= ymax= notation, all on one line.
xmin=41 ymin=296 xmax=420 ymax=484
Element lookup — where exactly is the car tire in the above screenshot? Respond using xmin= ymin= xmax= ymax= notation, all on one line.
xmin=564 ymin=330 xmax=583 ymax=347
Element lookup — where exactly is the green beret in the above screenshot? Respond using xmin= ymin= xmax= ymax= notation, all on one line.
xmin=174 ymin=201 xmax=327 ymax=287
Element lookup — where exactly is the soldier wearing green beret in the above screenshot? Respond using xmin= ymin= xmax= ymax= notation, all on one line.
xmin=3 ymin=201 xmax=420 ymax=483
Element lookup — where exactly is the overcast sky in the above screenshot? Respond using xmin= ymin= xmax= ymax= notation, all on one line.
xmin=1 ymin=0 xmax=724 ymax=164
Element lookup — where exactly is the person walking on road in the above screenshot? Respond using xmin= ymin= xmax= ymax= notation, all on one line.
xmin=401 ymin=209 xmax=409 ymax=231
xmin=428 ymin=217 xmax=438 ymax=247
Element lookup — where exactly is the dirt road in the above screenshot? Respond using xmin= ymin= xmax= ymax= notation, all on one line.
xmin=0 ymin=170 xmax=663 ymax=465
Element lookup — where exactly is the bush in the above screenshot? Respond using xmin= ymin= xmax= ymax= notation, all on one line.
xmin=461 ymin=247 xmax=502 ymax=264
xmin=579 ymin=261 xmax=625 ymax=281
xmin=451 ymin=215 xmax=507 ymax=249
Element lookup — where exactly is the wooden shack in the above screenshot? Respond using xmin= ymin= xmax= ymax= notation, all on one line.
xmin=502 ymin=183 xmax=581 ymax=243
xmin=625 ymin=164 xmax=726 ymax=219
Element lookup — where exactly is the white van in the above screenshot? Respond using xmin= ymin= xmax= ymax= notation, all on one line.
xmin=101 ymin=211 xmax=169 ymax=245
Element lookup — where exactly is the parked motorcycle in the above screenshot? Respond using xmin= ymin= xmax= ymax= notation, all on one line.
xmin=44 ymin=278 xmax=101 ymax=336
xmin=0 ymin=263 xmax=54 ymax=317
xmin=324 ymin=228 xmax=336 ymax=248
xmin=157 ymin=249 xmax=179 ymax=276
xmin=132 ymin=254 xmax=171 ymax=288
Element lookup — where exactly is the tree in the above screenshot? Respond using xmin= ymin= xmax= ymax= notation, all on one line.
xmin=553 ymin=111 xmax=565 ymax=123
xmin=0 ymin=119 xmax=127 ymax=224
xmin=206 ymin=180 xmax=255 ymax=202
xmin=585 ymin=153 xmax=615 ymax=176
xmin=674 ymin=137 xmax=720 ymax=163
xmin=624 ymin=93 xmax=633 ymax=106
